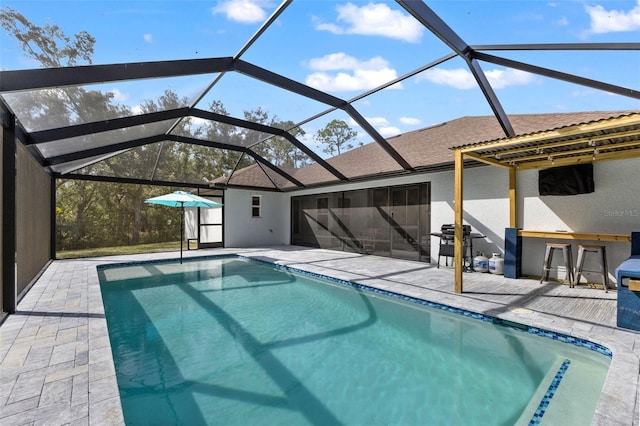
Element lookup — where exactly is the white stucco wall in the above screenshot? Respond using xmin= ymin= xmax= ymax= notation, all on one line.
xmin=429 ymin=159 xmax=640 ymax=280
xmin=223 ymin=189 xmax=290 ymax=247
xmin=223 ymin=158 xmax=639 ymax=283
xmin=516 ymin=158 xmax=639 ymax=281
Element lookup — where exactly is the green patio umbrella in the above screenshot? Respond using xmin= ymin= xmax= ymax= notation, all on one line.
xmin=145 ymin=191 xmax=222 ymax=263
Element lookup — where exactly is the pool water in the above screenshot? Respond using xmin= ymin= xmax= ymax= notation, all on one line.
xmin=98 ymin=256 xmax=610 ymax=425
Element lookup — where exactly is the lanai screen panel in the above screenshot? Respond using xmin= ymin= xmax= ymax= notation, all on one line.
xmin=195 ymin=72 xmax=332 ymax=127
xmin=71 ymin=143 xmax=164 ymax=181
xmin=1 ymin=75 xmax=215 ymax=132
xmin=473 ymin=51 xmax=640 ymax=113
xmin=37 ymin=120 xmax=177 ymax=159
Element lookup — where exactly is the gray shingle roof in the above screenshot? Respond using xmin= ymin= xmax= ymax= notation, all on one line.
xmin=219 ymin=110 xmax=638 ymax=190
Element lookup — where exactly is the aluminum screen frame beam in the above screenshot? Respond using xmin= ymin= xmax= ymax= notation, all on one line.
xmin=0 ymin=58 xmax=235 ymax=93
xmin=473 ymin=51 xmax=640 ymax=100
xmin=397 ymin=0 xmax=515 ymax=137
xmin=190 ymin=109 xmax=348 ymax=180
xmin=55 ymin=172 xmax=214 ymax=190
xmin=50 ymin=134 xmax=305 ymax=189
xmin=472 ymin=42 xmax=640 ymax=51
xmin=29 ymin=106 xmax=347 ymax=182
xmin=24 ymin=108 xmax=191 ymax=145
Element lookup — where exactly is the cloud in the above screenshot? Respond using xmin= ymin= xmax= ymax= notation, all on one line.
xmin=418 ymin=67 xmax=534 ymax=90
xmin=585 ymin=1 xmax=640 ymax=33
xmin=316 ymin=2 xmax=423 ymax=43
xmin=379 ymin=126 xmax=401 ymax=137
xmin=400 ymin=117 xmax=421 ymax=125
xmin=365 ymin=117 xmax=390 ymax=127
xmin=571 ymin=89 xmax=597 ymax=97
xmin=143 ymin=34 xmax=153 ymax=43
xmin=556 ymin=17 xmax=569 ymax=26
xmin=418 ymin=68 xmax=477 ymax=89
xmin=109 ymin=88 xmax=129 ymax=103
xmin=484 ymin=68 xmax=534 ymax=88
xmin=212 ymin=0 xmax=269 ymax=24
xmin=305 ymin=52 xmax=401 ymax=92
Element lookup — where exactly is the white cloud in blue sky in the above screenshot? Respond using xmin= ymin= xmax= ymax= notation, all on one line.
xmin=109 ymin=88 xmax=129 ymax=103
xmin=315 ymin=2 xmax=423 ymax=43
xmin=305 ymin=52 xmax=401 ymax=92
xmin=418 ymin=68 xmax=534 ymax=90
xmin=400 ymin=117 xmax=422 ymax=126
xmin=349 ymin=116 xmax=400 ymax=137
xmin=143 ymin=34 xmax=153 ymax=43
xmin=211 ymin=0 xmax=269 ymax=24
xmin=586 ymin=0 xmax=640 ymax=33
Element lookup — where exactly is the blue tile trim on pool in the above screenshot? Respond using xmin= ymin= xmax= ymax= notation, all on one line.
xmin=97 ymin=253 xmax=613 ymax=361
xmin=243 ymin=257 xmax=612 ymax=359
xmin=529 ymin=359 xmax=572 ymax=425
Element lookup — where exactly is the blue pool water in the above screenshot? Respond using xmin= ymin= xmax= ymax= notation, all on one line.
xmin=98 ymin=256 xmax=610 ymax=425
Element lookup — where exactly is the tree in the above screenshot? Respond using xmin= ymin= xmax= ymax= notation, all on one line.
xmin=0 ymin=7 xmax=95 ymax=67
xmin=0 ymin=7 xmax=116 ymax=127
xmin=314 ymin=119 xmax=358 ymax=157
xmin=241 ymin=109 xmax=310 ymax=168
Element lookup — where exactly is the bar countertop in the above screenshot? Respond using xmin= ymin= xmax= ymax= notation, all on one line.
xmin=517 ymin=230 xmax=632 ymax=242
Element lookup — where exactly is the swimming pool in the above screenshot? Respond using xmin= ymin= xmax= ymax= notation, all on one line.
xmin=98 ymin=255 xmax=611 ymax=425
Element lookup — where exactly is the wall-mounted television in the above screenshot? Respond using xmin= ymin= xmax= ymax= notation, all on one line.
xmin=538 ymin=163 xmax=594 ymax=196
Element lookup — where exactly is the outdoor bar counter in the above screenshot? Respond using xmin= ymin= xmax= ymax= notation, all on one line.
xmin=505 ymin=229 xmax=640 ymax=331
xmin=503 ymin=228 xmax=632 ymax=279
xmin=517 ymin=230 xmax=632 ymax=243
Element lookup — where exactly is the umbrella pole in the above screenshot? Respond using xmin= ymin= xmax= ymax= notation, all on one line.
xmin=180 ymin=204 xmax=184 ymax=264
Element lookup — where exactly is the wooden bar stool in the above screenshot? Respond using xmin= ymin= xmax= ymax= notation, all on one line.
xmin=574 ymin=244 xmax=609 ymax=292
xmin=540 ymin=243 xmax=575 ymax=286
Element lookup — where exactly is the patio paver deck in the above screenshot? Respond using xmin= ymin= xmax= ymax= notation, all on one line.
xmin=1 ymin=246 xmax=639 ymax=425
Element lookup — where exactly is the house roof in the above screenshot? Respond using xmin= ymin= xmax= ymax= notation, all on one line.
xmin=219 ymin=110 xmax=639 ymax=190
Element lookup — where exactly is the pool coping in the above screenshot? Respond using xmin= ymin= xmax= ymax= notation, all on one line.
xmin=2 ymin=248 xmax=639 ymax=425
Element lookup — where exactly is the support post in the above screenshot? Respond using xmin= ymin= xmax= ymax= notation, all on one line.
xmin=454 ymin=149 xmax=464 ymax=293
xmin=509 ymin=166 xmax=517 ymax=228
xmin=51 ymin=177 xmax=57 ymax=260
xmin=2 ymin=103 xmax=16 ymax=314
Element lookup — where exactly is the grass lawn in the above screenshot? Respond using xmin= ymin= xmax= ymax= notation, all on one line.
xmin=56 ymin=241 xmax=184 ymax=259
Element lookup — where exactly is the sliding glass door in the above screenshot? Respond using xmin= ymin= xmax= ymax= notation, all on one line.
xmin=390 ymin=185 xmax=430 ymax=261
xmin=291 ymin=183 xmax=430 ymax=262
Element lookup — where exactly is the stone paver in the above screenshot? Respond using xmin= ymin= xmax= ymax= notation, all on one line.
xmin=1 ymin=247 xmax=638 ymax=425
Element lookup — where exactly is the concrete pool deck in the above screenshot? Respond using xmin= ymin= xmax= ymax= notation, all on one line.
xmin=1 ymin=246 xmax=638 ymax=425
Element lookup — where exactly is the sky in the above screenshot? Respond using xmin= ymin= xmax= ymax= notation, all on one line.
xmin=1 ymin=0 xmax=639 ymax=150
